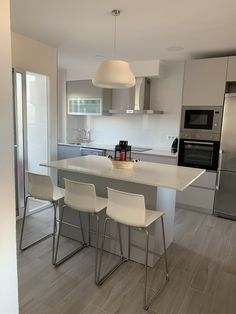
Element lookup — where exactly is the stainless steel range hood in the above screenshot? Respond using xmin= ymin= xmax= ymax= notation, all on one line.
xmin=109 ymin=77 xmax=163 ymax=115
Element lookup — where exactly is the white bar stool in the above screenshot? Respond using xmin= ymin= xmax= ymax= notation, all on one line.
xmin=97 ymin=187 xmax=169 ymax=310
xmin=54 ymin=179 xmax=107 ymax=284
xmin=19 ymin=172 xmax=65 ymax=264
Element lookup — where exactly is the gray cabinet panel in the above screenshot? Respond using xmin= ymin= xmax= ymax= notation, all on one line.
xmin=58 ymin=144 xmax=81 ymax=160
xmin=182 ymin=57 xmax=227 ymax=107
xmin=227 ymin=56 xmax=236 ymax=82
xmin=214 ymin=170 xmax=236 ymax=217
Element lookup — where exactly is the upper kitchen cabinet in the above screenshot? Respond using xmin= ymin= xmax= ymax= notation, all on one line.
xmin=182 ymin=57 xmax=228 ymax=106
xmin=226 ymin=56 xmax=236 ymax=81
xmin=67 ymin=80 xmax=111 ymax=115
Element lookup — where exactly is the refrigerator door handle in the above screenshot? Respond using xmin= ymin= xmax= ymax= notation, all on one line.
xmin=216 ymin=150 xmax=223 ymax=190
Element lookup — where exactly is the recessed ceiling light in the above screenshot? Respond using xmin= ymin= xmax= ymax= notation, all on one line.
xmin=167 ymin=46 xmax=184 ymax=52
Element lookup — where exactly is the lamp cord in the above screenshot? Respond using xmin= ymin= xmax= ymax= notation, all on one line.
xmin=112 ymin=9 xmax=120 ymax=59
xmin=113 ymin=13 xmax=117 ymax=59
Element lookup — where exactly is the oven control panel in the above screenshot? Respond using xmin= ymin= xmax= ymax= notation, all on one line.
xmin=180 ymin=132 xmax=220 ymax=141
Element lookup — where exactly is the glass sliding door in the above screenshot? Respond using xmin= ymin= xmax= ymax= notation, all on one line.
xmin=13 ymin=69 xmax=51 ymax=218
xmin=26 ymin=72 xmax=49 ymax=175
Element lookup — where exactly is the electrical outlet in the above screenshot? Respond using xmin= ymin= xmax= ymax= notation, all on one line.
xmin=167 ymin=135 xmax=175 ymax=140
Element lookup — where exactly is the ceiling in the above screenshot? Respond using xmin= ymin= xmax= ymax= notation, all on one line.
xmin=10 ymin=0 xmax=236 ymax=72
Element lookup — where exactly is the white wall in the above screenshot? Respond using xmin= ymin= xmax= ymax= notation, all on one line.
xmin=64 ymin=61 xmax=184 ymax=148
xmin=66 ymin=59 xmax=161 ymax=81
xmin=11 ymin=32 xmax=58 ymax=161
xmin=58 ymin=68 xmax=67 ymax=143
xmin=0 ymin=1 xmax=19 ymax=313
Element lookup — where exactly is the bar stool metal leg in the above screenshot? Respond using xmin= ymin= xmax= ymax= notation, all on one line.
xmin=88 ymin=213 xmax=91 ymax=246
xmin=94 ymin=214 xmax=100 ymax=284
xmin=53 ymin=205 xmax=65 ymax=265
xmin=78 ymin=211 xmax=86 ymax=244
xmin=19 ymin=195 xmax=55 ymax=251
xmin=161 ymin=216 xmax=169 ymax=280
xmin=144 ymin=229 xmax=149 ymax=310
xmin=128 ymin=225 xmax=131 ymax=259
xmin=143 ymin=218 xmax=170 ymax=310
xmin=97 ymin=219 xmax=128 ymax=286
xmin=54 ymin=206 xmax=87 ymax=266
xmin=19 ymin=195 xmax=30 ymax=251
xmin=97 ymin=217 xmax=109 ymax=284
xmin=52 ymin=201 xmax=58 ymax=265
xmin=117 ymin=222 xmax=123 ymax=257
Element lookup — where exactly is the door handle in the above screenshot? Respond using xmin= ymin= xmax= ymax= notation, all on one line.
xmin=216 ymin=150 xmax=223 ymax=190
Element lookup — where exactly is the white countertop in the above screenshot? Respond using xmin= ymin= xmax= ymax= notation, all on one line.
xmin=58 ymin=143 xmax=177 ymax=158
xmin=41 ymin=155 xmax=204 ymax=191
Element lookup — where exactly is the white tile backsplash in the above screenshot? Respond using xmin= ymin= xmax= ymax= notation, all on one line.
xmin=89 ymin=114 xmax=179 ymax=148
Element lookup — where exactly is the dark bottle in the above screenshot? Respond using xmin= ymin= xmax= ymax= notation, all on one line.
xmin=171 ymin=138 xmax=178 ymax=153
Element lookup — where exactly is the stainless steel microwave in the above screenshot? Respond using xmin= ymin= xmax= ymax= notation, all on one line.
xmin=180 ymin=106 xmax=223 ymax=134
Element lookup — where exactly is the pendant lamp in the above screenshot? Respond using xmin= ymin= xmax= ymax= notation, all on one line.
xmin=92 ymin=9 xmax=135 ymax=89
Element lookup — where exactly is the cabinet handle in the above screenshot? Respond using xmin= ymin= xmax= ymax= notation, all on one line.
xmin=216 ymin=150 xmax=223 ymax=190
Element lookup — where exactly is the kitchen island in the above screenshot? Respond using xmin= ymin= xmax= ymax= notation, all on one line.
xmin=41 ymin=156 xmax=204 ymax=266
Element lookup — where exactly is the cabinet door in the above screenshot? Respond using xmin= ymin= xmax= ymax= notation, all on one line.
xmin=66 ymin=80 xmax=111 ymax=115
xmin=182 ymin=57 xmax=227 ymax=106
xmin=226 ymin=56 xmax=236 ymax=82
xmin=58 ymin=145 xmax=81 ymax=160
xmin=176 ymin=186 xmax=215 ymax=214
xmin=131 ymin=153 xmax=177 ymax=165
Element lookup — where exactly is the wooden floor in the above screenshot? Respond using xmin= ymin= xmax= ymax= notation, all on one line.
xmin=17 ymin=207 xmax=236 ymax=314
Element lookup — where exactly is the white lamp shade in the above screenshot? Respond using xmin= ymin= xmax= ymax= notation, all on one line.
xmin=92 ymin=60 xmax=136 ymax=89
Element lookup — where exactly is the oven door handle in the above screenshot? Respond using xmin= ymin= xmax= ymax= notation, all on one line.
xmin=216 ymin=149 xmax=223 ymax=190
xmin=183 ymin=140 xmax=214 ymax=145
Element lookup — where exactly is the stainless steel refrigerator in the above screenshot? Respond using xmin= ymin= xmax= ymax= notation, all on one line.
xmin=214 ymin=93 xmax=236 ymax=220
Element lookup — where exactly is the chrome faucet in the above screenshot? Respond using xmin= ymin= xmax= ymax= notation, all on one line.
xmin=72 ymin=128 xmax=91 ymax=143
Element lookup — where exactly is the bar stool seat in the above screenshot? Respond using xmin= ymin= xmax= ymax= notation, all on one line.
xmin=19 ymin=172 xmax=65 ymax=264
xmin=97 ymin=187 xmax=169 ymax=310
xmin=54 ymin=179 xmax=107 ymax=284
xmin=52 ymin=187 xmax=65 ymax=201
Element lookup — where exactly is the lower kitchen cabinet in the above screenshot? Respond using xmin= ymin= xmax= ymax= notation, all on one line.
xmin=131 ymin=153 xmax=177 ymax=165
xmin=176 ymin=171 xmax=216 ymax=214
xmin=58 ymin=144 xmax=81 ymax=160
xmin=106 ymin=150 xmax=177 ymax=165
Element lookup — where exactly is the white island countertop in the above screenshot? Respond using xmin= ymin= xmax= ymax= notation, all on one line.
xmin=41 ymin=155 xmax=204 ymax=191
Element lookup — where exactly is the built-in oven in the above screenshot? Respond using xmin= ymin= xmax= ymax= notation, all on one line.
xmin=181 ymin=106 xmax=223 ymax=134
xmin=178 ymin=138 xmax=220 ymax=171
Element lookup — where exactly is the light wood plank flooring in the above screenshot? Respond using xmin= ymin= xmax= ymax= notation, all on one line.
xmin=17 ymin=207 xmax=236 ymax=314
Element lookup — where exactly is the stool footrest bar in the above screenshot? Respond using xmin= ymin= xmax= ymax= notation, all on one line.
xmin=54 ymin=243 xmax=87 ymax=267
xmin=97 ymin=257 xmax=128 ymax=286
xmin=20 ymin=232 xmax=54 ymax=251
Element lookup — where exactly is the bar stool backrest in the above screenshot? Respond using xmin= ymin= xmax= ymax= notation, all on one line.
xmin=64 ymin=179 xmax=96 ymax=212
xmin=27 ymin=172 xmax=54 ymax=201
xmin=107 ymin=187 xmax=146 ymax=227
